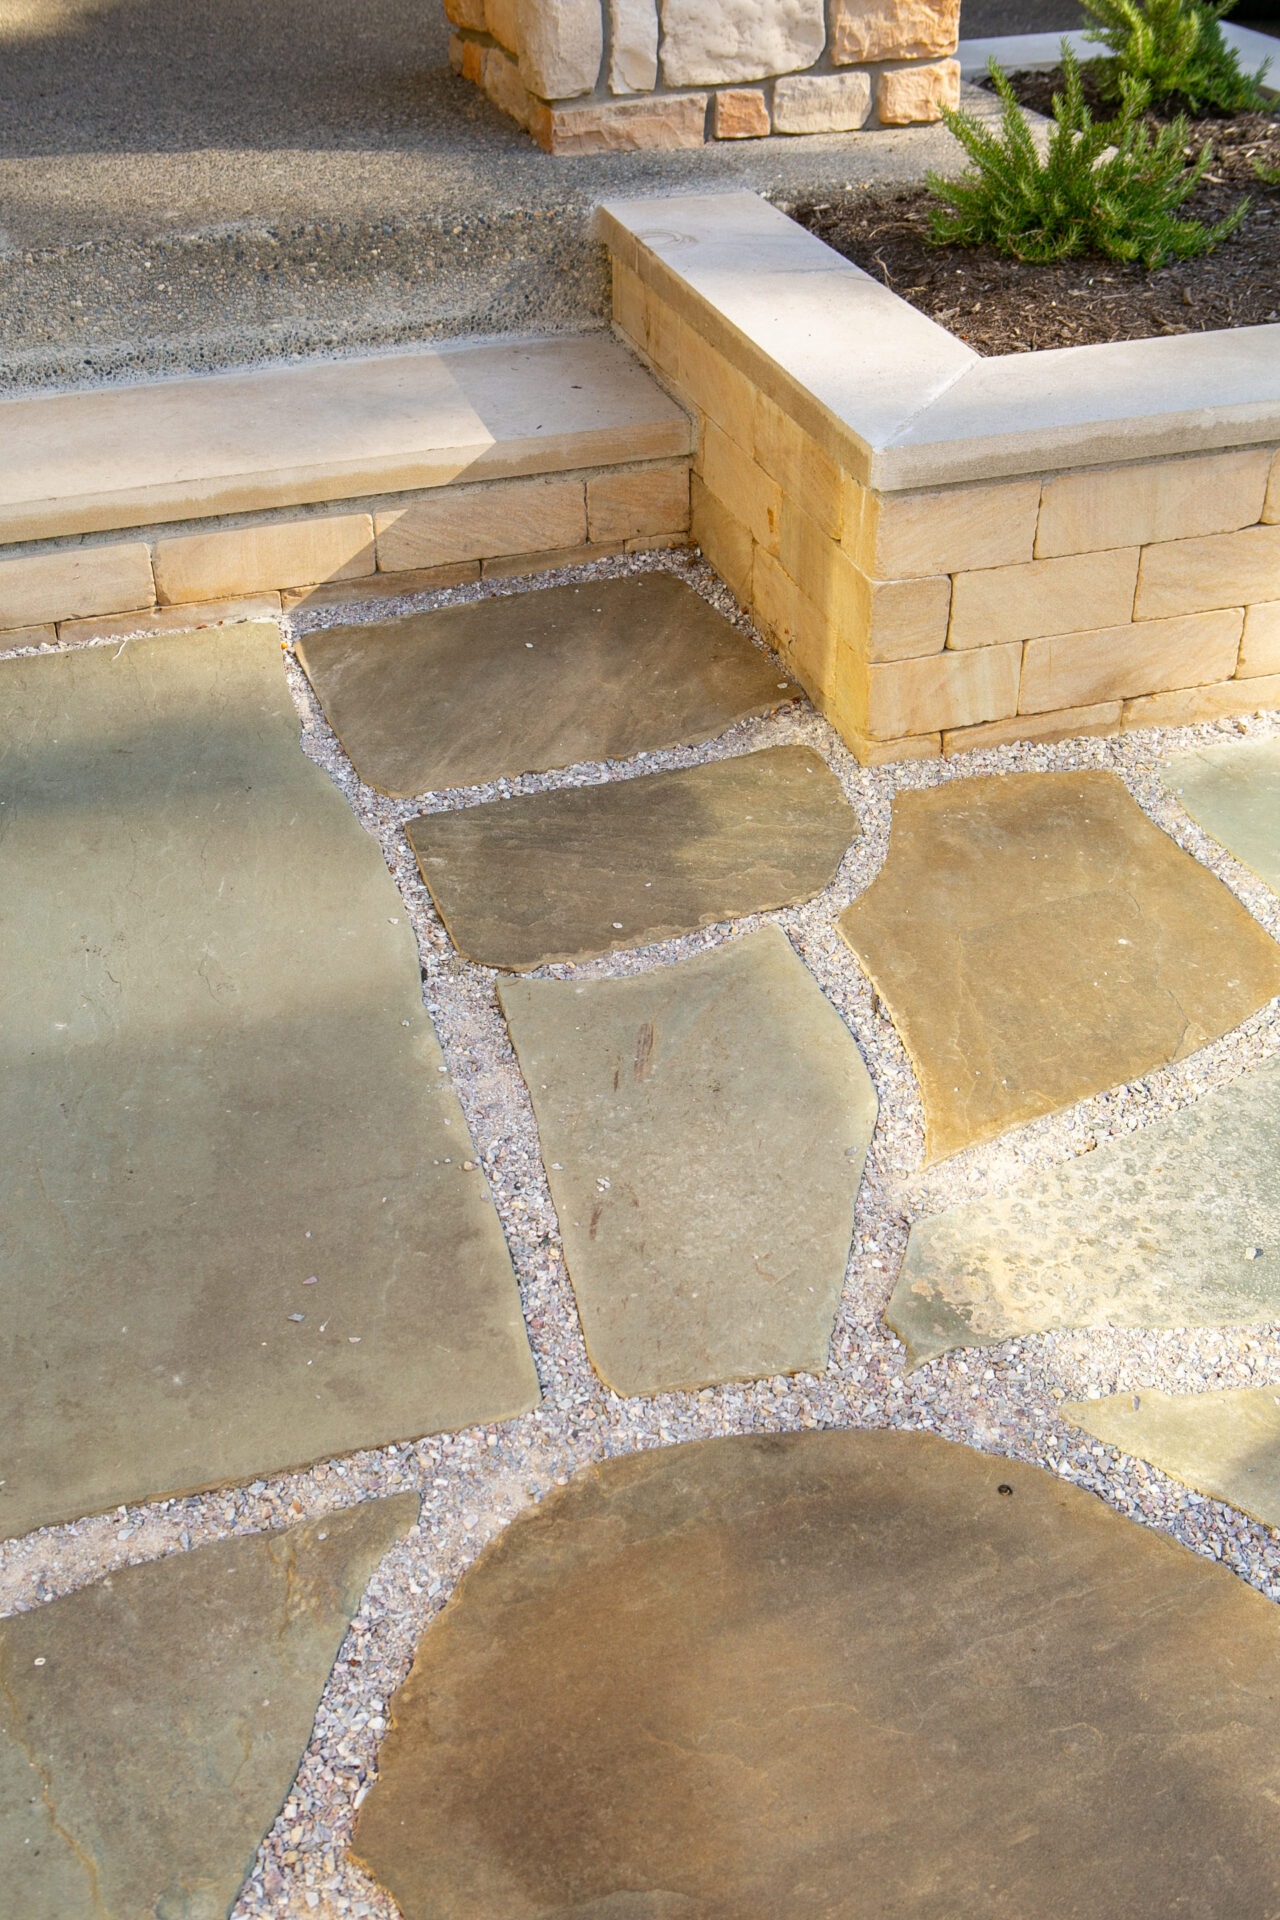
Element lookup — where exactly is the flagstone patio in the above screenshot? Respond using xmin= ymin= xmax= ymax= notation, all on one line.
xmin=1065 ymin=1388 xmax=1280 ymax=1533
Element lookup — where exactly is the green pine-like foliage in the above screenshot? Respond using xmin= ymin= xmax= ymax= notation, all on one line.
xmin=926 ymin=50 xmax=1248 ymax=268
xmin=1083 ymin=0 xmax=1273 ymax=115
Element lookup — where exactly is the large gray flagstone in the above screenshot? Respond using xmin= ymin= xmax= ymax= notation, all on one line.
xmin=888 ymin=1056 xmax=1280 ymax=1366
xmin=0 ymin=626 xmax=537 ymax=1539
xmin=295 ymin=573 xmax=799 ymax=796
xmin=497 ymin=927 xmax=876 ymax=1395
xmin=406 ymin=746 xmax=855 ymax=970
xmin=354 ymin=1433 xmax=1280 ymax=1920
xmin=1159 ymin=735 xmax=1280 ymax=894
xmin=1 ymin=1495 xmax=417 ymax=1920
xmin=1064 ymin=1387 xmax=1280 ymax=1531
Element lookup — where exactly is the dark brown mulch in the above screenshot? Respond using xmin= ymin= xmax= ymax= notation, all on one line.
xmin=792 ymin=73 xmax=1280 ymax=354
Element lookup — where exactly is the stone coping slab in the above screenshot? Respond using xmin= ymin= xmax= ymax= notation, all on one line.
xmin=837 ymin=769 xmax=1280 ymax=1163
xmin=497 ymin=928 xmax=876 ymax=1395
xmin=2 ymin=1496 xmax=417 ymax=1920
xmin=596 ymin=190 xmax=1280 ymax=490
xmin=354 ymin=1431 xmax=1280 ymax=1919
xmin=297 ymin=572 xmax=798 ymax=795
xmin=0 ymin=332 xmax=692 ymax=545
xmin=0 ymin=624 xmax=537 ymax=1538
xmin=1159 ymin=735 xmax=1280 ymax=895
xmin=1064 ymin=1388 xmax=1280 ymax=1532
xmin=890 ymin=1055 xmax=1280 ymax=1366
xmin=406 ymin=745 xmax=854 ymax=969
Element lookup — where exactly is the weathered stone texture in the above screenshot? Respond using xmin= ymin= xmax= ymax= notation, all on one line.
xmin=773 ymin=70 xmax=873 ymax=132
xmin=713 ymin=86 xmax=771 ymax=135
xmin=1065 ymin=1389 xmax=1280 ymax=1531
xmin=1037 ymin=449 xmax=1271 ymax=557
xmin=609 ymin=0 xmax=660 ymax=90
xmin=659 ymin=0 xmax=825 ymax=87
xmin=947 ymin=547 xmax=1138 ymax=650
xmin=832 ymin=0 xmax=959 ymax=63
xmin=1239 ymin=601 xmax=1280 ymax=678
xmin=153 ymin=512 xmax=375 ymax=604
xmin=541 ymin=91 xmax=708 ymax=149
xmin=1135 ymin=522 xmax=1280 ymax=619
xmin=848 ymin=475 xmax=1040 ymax=579
xmin=0 ymin=540 xmax=154 ymax=628
xmin=375 ymin=476 xmax=585 ymax=571
xmin=862 ymin=643 xmax=1021 ymax=738
xmin=1019 ymin=609 xmax=1242 ymax=713
xmin=518 ymin=0 xmax=603 ymax=96
xmin=876 ymin=57 xmax=960 ymax=122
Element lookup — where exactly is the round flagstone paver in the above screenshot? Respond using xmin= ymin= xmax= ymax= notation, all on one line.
xmin=889 ymin=1053 xmax=1280 ymax=1367
xmin=838 ymin=769 xmax=1280 ymax=1163
xmin=294 ymin=572 xmax=800 ymax=796
xmin=1065 ymin=1387 xmax=1280 ymax=1532
xmin=1159 ymin=734 xmax=1280 ymax=895
xmin=2 ymin=1495 xmax=417 ymax=1920
xmin=497 ymin=926 xmax=877 ymax=1395
xmin=354 ymin=1432 xmax=1280 ymax=1920
xmin=406 ymin=745 xmax=855 ymax=970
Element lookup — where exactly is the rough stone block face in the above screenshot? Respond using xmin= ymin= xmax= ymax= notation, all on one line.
xmin=1019 ymin=610 xmax=1243 ymax=714
xmin=676 ymin=326 xmax=759 ymax=451
xmin=944 ymin=703 xmax=1123 ymax=756
xmin=518 ymin=0 xmax=603 ymax=97
xmin=832 ymin=0 xmax=959 ymax=63
xmin=1239 ymin=601 xmax=1280 ymax=678
xmin=862 ymin=643 xmax=1022 ymax=739
xmin=459 ymin=35 xmax=486 ymax=82
xmin=0 ymin=621 xmax=56 ymax=649
xmin=376 ymin=478 xmax=586 ymax=572
xmin=757 ymin=396 xmax=843 ymax=539
xmin=701 ymin=419 xmax=781 ymax=550
xmin=540 ymin=92 xmax=707 ymax=149
xmin=1135 ymin=523 xmax=1280 ymax=619
xmin=713 ymin=87 xmax=771 ymax=135
xmin=848 ymin=476 xmax=1039 ymax=579
xmin=848 ymin=730 xmax=942 ymax=765
xmin=948 ymin=548 xmax=1139 ymax=650
xmin=1266 ymin=451 xmax=1280 ymax=523
xmin=658 ymin=0 xmax=824 ymax=87
xmin=780 ymin=500 xmax=949 ymax=661
xmin=60 ymin=594 xmax=283 ymax=642
xmin=586 ymin=463 xmax=690 ymax=542
xmin=691 ymin=473 xmax=753 ymax=605
xmin=1037 ymin=450 xmax=1271 ymax=557
xmin=752 ymin=545 xmax=840 ymax=700
xmin=1123 ymin=675 xmax=1280 ymax=730
xmin=609 ymin=0 xmax=659 ymax=90
xmin=773 ymin=71 xmax=873 ymax=132
xmin=484 ymin=46 xmax=538 ymax=127
xmin=153 ymin=515 xmax=374 ymax=605
xmin=485 ymin=0 xmax=521 ymax=47
xmin=444 ymin=0 xmax=487 ymax=27
xmin=611 ymin=259 xmax=649 ymax=346
xmin=876 ymin=57 xmax=960 ymax=123
xmin=0 ymin=542 xmax=154 ymax=628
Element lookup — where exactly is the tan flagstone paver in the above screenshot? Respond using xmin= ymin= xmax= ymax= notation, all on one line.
xmin=1159 ymin=735 xmax=1280 ymax=895
xmin=2 ymin=1495 xmax=417 ymax=1919
xmin=838 ymin=770 xmax=1280 ymax=1162
xmin=1064 ymin=1388 xmax=1280 ymax=1531
xmin=354 ymin=1432 xmax=1280 ymax=1920
xmin=407 ymin=745 xmax=855 ymax=969
xmin=295 ymin=572 xmax=798 ymax=796
xmin=889 ymin=1055 xmax=1280 ymax=1366
xmin=497 ymin=927 xmax=876 ymax=1395
xmin=0 ymin=625 xmax=537 ymax=1538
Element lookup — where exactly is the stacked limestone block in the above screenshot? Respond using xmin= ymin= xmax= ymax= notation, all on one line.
xmin=445 ymin=0 xmax=961 ymax=151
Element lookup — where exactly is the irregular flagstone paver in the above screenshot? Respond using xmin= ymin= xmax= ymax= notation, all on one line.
xmin=1 ymin=1495 xmax=417 ymax=1920
xmin=0 ymin=626 xmax=537 ymax=1539
xmin=354 ymin=1432 xmax=1280 ymax=1920
xmin=889 ymin=1055 xmax=1280 ymax=1366
xmin=295 ymin=573 xmax=799 ymax=796
xmin=1159 ymin=735 xmax=1280 ymax=895
xmin=497 ymin=927 xmax=876 ymax=1395
xmin=838 ymin=770 xmax=1280 ymax=1162
xmin=1065 ymin=1387 xmax=1280 ymax=1531
xmin=406 ymin=746 xmax=855 ymax=970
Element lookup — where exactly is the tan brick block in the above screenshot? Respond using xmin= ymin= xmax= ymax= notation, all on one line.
xmin=537 ymin=93 xmax=708 ymax=153
xmin=624 ymin=531 xmax=693 ymax=553
xmin=755 ymin=395 xmax=844 ymax=540
xmin=0 ymin=542 xmax=154 ymax=628
xmin=845 ymin=730 xmax=942 ymax=766
xmin=1037 ymin=450 xmax=1271 ymax=558
xmin=1135 ymin=523 xmax=1280 ymax=620
xmin=752 ymin=546 xmax=840 ymax=706
xmin=848 ymin=476 xmax=1040 ymax=580
xmin=713 ymin=88 xmax=771 ymax=138
xmin=1020 ymin=609 xmax=1242 ymax=714
xmin=375 ymin=477 xmax=586 ymax=573
xmin=153 ymin=514 xmax=373 ymax=606
xmin=943 ymin=703 xmax=1123 ymax=756
xmin=0 ymin=622 xmax=57 ymax=650
xmin=690 ymin=473 xmax=753 ymax=606
xmin=459 ymin=35 xmax=486 ymax=84
xmin=949 ymin=548 xmax=1138 ymax=650
xmin=484 ymin=45 xmax=537 ymax=130
xmin=485 ymin=0 xmax=521 ymax=50
xmin=1265 ymin=451 xmax=1280 ymax=524
xmin=833 ymin=0 xmax=959 ymax=62
xmin=587 ymin=464 xmax=690 ymax=544
xmin=482 ymin=541 xmax=624 ymax=580
xmin=700 ymin=419 xmax=781 ymax=552
xmin=444 ymin=0 xmax=486 ymax=28
xmin=676 ymin=324 xmax=757 ymax=453
xmin=281 ymin=564 xmax=479 ymax=612
xmin=611 ymin=260 xmax=649 ymax=348
xmin=861 ymin=643 xmax=1021 ymax=740
xmin=1239 ymin=601 xmax=1280 ymax=678
xmin=59 ymin=593 xmax=282 ymax=643
xmin=1123 ymin=676 xmax=1280 ymax=730
xmin=876 ymin=58 xmax=960 ymax=124
xmin=780 ymin=500 xmax=948 ymax=662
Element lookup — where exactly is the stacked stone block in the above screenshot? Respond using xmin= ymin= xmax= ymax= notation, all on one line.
xmin=445 ymin=0 xmax=961 ymax=150
xmin=612 ymin=259 xmax=1280 ymax=761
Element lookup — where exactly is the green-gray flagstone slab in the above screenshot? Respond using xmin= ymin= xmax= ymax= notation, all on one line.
xmin=1 ymin=1495 xmax=417 ymax=1920
xmin=497 ymin=927 xmax=876 ymax=1396
xmin=354 ymin=1433 xmax=1280 ymax=1920
xmin=295 ymin=573 xmax=799 ymax=796
xmin=406 ymin=745 xmax=854 ymax=970
xmin=1064 ymin=1387 xmax=1280 ymax=1531
xmin=1159 ymin=735 xmax=1280 ymax=894
xmin=889 ymin=1054 xmax=1280 ymax=1366
xmin=0 ymin=626 xmax=537 ymax=1539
